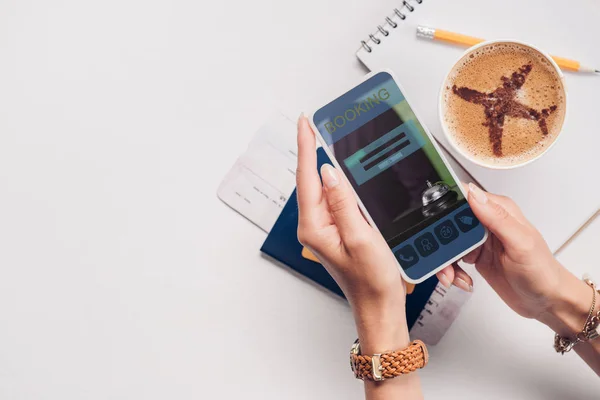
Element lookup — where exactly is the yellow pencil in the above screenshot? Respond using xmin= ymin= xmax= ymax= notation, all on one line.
xmin=416 ymin=26 xmax=599 ymax=74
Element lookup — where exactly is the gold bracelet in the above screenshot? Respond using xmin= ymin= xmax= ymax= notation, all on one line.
xmin=554 ymin=276 xmax=600 ymax=354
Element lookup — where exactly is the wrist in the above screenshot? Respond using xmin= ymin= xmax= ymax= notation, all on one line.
xmin=537 ymin=267 xmax=595 ymax=337
xmin=351 ymin=292 xmax=409 ymax=354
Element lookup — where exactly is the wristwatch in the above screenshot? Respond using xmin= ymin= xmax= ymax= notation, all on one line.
xmin=350 ymin=339 xmax=428 ymax=381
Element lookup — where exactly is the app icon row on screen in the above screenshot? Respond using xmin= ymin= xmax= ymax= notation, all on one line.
xmin=394 ymin=208 xmax=480 ymax=268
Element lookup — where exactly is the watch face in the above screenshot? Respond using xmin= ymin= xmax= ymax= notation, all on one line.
xmin=350 ymin=339 xmax=360 ymax=372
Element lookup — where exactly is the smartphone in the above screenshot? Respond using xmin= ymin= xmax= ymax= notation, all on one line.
xmin=310 ymin=70 xmax=487 ymax=284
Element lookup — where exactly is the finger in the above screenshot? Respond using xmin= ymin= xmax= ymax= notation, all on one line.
xmin=452 ymin=264 xmax=473 ymax=292
xmin=486 ymin=193 xmax=527 ymax=223
xmin=462 ymin=246 xmax=482 ymax=264
xmin=296 ymin=114 xmax=322 ymax=217
xmin=462 ymin=182 xmax=526 ymax=223
xmin=467 ymin=182 xmax=532 ymax=249
xmin=320 ymin=164 xmax=369 ymax=243
xmin=436 ymin=265 xmax=454 ymax=288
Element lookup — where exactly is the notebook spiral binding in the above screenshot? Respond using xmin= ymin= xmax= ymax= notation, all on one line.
xmin=360 ymin=0 xmax=422 ymax=53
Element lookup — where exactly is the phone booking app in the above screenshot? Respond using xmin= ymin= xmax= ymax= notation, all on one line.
xmin=313 ymin=71 xmax=486 ymax=281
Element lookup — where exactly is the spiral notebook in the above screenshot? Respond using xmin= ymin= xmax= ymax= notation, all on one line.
xmin=355 ymin=0 xmax=600 ymax=253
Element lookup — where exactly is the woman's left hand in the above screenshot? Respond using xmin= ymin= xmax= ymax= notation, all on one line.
xmin=296 ymin=115 xmax=408 ymax=352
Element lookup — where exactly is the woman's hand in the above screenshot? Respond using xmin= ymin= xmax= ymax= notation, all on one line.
xmin=296 ymin=115 xmax=408 ymax=353
xmin=438 ymin=184 xmax=589 ymax=328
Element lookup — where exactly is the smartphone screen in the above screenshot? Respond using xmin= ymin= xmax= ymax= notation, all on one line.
xmin=312 ymin=72 xmax=485 ymax=281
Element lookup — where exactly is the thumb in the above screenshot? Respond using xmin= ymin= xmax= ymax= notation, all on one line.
xmin=467 ymin=183 xmax=530 ymax=248
xmin=320 ymin=164 xmax=369 ymax=241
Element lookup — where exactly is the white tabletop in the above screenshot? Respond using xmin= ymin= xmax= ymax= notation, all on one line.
xmin=0 ymin=0 xmax=598 ymax=399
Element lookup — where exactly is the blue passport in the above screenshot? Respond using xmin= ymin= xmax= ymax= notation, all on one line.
xmin=260 ymin=148 xmax=438 ymax=329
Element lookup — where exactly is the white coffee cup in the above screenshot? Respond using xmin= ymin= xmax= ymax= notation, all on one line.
xmin=438 ymin=40 xmax=567 ymax=169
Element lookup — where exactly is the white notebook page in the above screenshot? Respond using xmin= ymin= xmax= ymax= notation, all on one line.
xmin=356 ymin=0 xmax=600 ymax=252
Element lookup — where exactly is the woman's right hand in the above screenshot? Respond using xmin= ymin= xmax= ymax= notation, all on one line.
xmin=438 ymin=184 xmax=587 ymax=324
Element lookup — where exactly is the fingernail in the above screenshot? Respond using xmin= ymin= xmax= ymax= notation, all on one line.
xmin=454 ymin=277 xmax=473 ymax=292
xmin=321 ymin=164 xmax=339 ymax=188
xmin=298 ymin=112 xmax=305 ymax=126
xmin=438 ymin=272 xmax=452 ymax=288
xmin=468 ymin=182 xmax=488 ymax=204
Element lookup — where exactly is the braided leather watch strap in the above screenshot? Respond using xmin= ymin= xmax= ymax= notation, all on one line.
xmin=350 ymin=340 xmax=428 ymax=381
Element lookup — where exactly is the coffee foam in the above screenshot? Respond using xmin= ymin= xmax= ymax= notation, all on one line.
xmin=442 ymin=42 xmax=566 ymax=167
